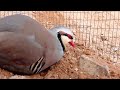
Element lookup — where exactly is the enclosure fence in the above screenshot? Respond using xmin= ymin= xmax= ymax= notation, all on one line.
xmin=0 ymin=11 xmax=120 ymax=63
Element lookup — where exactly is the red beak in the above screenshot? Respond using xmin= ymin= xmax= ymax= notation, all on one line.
xmin=68 ymin=41 xmax=75 ymax=47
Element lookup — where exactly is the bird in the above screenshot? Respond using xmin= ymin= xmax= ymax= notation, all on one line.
xmin=0 ymin=14 xmax=75 ymax=75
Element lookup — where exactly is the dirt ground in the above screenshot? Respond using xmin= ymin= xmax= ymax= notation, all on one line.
xmin=0 ymin=42 xmax=120 ymax=79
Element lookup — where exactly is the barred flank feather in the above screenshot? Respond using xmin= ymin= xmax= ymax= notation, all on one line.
xmin=29 ymin=56 xmax=45 ymax=74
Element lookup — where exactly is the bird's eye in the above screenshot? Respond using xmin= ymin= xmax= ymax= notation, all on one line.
xmin=59 ymin=31 xmax=73 ymax=39
xmin=66 ymin=34 xmax=73 ymax=39
xmin=63 ymin=33 xmax=68 ymax=36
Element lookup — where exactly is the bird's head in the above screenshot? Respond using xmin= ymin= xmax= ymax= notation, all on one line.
xmin=51 ymin=26 xmax=75 ymax=51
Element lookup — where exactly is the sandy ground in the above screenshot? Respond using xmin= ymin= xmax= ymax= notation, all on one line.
xmin=0 ymin=42 xmax=120 ymax=79
xmin=0 ymin=11 xmax=120 ymax=79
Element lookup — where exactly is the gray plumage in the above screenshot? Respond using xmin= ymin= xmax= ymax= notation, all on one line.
xmin=0 ymin=14 xmax=74 ymax=75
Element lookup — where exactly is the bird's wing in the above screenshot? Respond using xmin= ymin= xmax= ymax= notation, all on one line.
xmin=0 ymin=14 xmax=53 ymax=48
xmin=0 ymin=32 xmax=44 ymax=74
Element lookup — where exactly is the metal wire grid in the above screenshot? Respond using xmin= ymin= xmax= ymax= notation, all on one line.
xmin=0 ymin=11 xmax=120 ymax=63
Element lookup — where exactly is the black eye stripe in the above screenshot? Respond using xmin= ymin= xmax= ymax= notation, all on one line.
xmin=69 ymin=36 xmax=73 ymax=39
xmin=63 ymin=33 xmax=68 ymax=36
xmin=63 ymin=34 xmax=73 ymax=39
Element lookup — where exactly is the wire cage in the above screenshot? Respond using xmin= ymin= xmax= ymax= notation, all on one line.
xmin=0 ymin=11 xmax=120 ymax=64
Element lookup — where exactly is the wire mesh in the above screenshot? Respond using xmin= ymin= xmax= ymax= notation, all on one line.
xmin=0 ymin=11 xmax=120 ymax=63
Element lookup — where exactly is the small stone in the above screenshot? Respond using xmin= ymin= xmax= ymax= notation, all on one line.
xmin=79 ymin=55 xmax=110 ymax=77
xmin=83 ymin=49 xmax=91 ymax=55
xmin=80 ymin=72 xmax=83 ymax=74
xmin=9 ymin=75 xmax=28 ymax=79
xmin=74 ymin=68 xmax=78 ymax=71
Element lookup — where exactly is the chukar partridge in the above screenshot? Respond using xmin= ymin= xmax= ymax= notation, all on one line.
xmin=0 ymin=14 xmax=75 ymax=75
